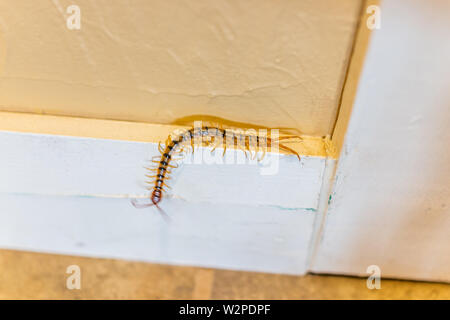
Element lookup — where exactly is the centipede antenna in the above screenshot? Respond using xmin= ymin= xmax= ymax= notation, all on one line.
xmin=155 ymin=204 xmax=171 ymax=223
xmin=131 ymin=198 xmax=154 ymax=208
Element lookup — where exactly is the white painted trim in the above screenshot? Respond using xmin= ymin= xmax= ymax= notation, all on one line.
xmin=0 ymin=130 xmax=333 ymax=274
xmin=0 ymin=194 xmax=316 ymax=275
xmin=0 ymin=131 xmax=326 ymax=210
xmin=311 ymin=0 xmax=450 ymax=283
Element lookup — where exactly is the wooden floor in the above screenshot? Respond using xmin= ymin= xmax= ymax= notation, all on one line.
xmin=0 ymin=249 xmax=448 ymax=300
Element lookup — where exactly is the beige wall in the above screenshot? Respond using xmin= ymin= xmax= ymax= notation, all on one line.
xmin=0 ymin=0 xmax=362 ymax=136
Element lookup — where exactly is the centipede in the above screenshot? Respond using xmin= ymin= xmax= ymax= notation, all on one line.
xmin=131 ymin=124 xmax=301 ymax=217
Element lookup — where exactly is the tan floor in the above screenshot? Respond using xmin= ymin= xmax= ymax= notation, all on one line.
xmin=0 ymin=249 xmax=448 ymax=300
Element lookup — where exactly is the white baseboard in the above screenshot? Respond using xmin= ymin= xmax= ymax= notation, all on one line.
xmin=0 ymin=130 xmax=332 ymax=275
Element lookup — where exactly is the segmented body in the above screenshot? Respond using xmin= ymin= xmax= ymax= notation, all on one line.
xmin=131 ymin=125 xmax=301 ymax=211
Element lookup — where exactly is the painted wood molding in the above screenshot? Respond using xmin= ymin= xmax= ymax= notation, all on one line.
xmin=311 ymin=0 xmax=450 ymax=283
xmin=0 ymin=112 xmax=336 ymax=274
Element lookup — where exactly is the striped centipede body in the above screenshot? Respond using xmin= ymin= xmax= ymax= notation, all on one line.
xmin=131 ymin=125 xmax=301 ymax=215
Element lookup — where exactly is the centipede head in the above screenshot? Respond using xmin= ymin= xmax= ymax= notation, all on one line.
xmin=151 ymin=189 xmax=162 ymax=205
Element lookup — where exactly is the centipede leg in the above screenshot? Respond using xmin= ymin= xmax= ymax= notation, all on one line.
xmin=158 ymin=185 xmax=170 ymax=193
xmin=212 ymin=134 xmax=224 ymax=153
xmin=161 ymin=168 xmax=172 ymax=175
xmin=246 ymin=136 xmax=259 ymax=160
xmin=278 ymin=144 xmax=301 ymax=161
xmin=242 ymin=147 xmax=249 ymax=159
xmin=211 ymin=136 xmax=219 ymax=150
xmin=276 ymin=135 xmax=303 ymax=141
xmin=250 ymin=141 xmax=258 ymax=160
xmin=211 ymin=143 xmax=220 ymax=153
xmin=259 ymin=145 xmax=266 ymax=161
xmin=158 ymin=142 xmax=165 ymax=154
xmin=191 ymin=138 xmax=195 ymax=154
xmin=173 ymin=146 xmax=184 ymax=154
xmin=252 ymin=144 xmax=259 ymax=160
xmin=240 ymin=138 xmax=249 ymax=159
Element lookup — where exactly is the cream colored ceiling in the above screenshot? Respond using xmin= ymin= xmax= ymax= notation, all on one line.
xmin=0 ymin=0 xmax=362 ymax=136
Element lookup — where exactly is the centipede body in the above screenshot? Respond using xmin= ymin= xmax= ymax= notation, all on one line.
xmin=132 ymin=125 xmax=301 ymax=211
